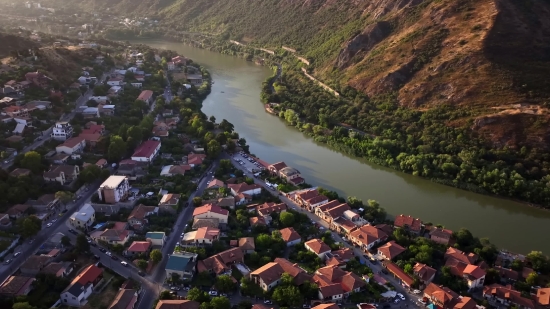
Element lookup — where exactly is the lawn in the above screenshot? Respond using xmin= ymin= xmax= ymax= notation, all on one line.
xmin=82 ymin=279 xmax=117 ymax=309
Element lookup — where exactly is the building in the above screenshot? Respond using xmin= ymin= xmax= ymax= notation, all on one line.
xmin=155 ymin=300 xmax=199 ymax=309
xmin=98 ymin=176 xmax=130 ymax=204
xmin=536 ymin=288 xmax=550 ymax=309
xmin=6 ymin=204 xmax=30 ymax=219
xmin=167 ymin=62 xmax=176 ymax=70
xmin=430 ymin=227 xmax=453 ymax=245
xmin=126 ymin=241 xmax=152 ymax=256
xmin=197 ymin=247 xmax=244 ymax=275
xmin=187 ymin=153 xmax=206 ymax=167
xmin=51 ymin=122 xmax=73 ymax=141
xmin=146 ymin=232 xmax=167 ymax=247
xmin=40 ymin=262 xmax=73 ymax=278
xmin=278 ymin=167 xmax=305 ymax=185
xmin=192 ymin=204 xmax=229 ymax=224
xmin=43 ymin=165 xmax=80 ymax=185
xmin=108 ymin=289 xmax=138 ymax=309
xmin=0 ymin=276 xmax=35 ymax=297
xmin=159 ymin=193 xmax=180 ymax=212
xmin=160 ymin=165 xmax=192 ymax=176
xmin=257 ymin=202 xmax=287 ymax=224
xmin=239 ymin=237 xmax=255 ymax=254
xmin=349 ymin=224 xmax=388 ymax=252
xmin=56 ymin=136 xmax=86 ymax=154
xmin=377 ymin=241 xmax=406 ymax=260
xmin=10 ymin=168 xmax=31 ymax=177
xmin=25 ymin=71 xmax=51 ymax=88
xmin=61 ymin=265 xmax=103 ymax=307
xmin=483 ymin=284 xmax=535 ymax=309
xmin=305 ymin=239 xmax=332 ymax=260
xmin=20 ymin=255 xmax=51 ymax=276
xmin=444 ymin=247 xmax=485 ymax=290
xmin=128 ymin=205 xmax=158 ymax=228
xmin=181 ymin=227 xmax=220 ymax=246
xmin=268 ymin=162 xmax=287 ymax=175
xmin=280 ymin=227 xmax=301 ymax=246
xmin=313 ymin=265 xmax=366 ymax=302
xmin=413 ymin=263 xmax=436 ymax=287
xmin=207 ymin=179 xmax=225 ymax=190
xmin=250 ymin=258 xmax=311 ymax=291
xmin=228 ymin=183 xmax=262 ymax=196
xmin=394 ymin=214 xmax=422 ymax=234
xmin=96 ymin=228 xmax=132 ymax=245
xmin=383 ymin=262 xmax=414 ymax=289
xmin=0 ymin=213 xmax=11 ymax=229
xmin=137 ymin=90 xmax=154 ymax=105
xmin=132 ymin=140 xmax=161 ymax=162
xmin=69 ymin=203 xmax=95 ymax=230
xmin=165 ymin=252 xmax=198 ymax=279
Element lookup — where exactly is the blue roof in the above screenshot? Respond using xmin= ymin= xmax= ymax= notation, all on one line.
xmin=146 ymin=232 xmax=165 ymax=239
xmin=166 ymin=254 xmax=191 ymax=271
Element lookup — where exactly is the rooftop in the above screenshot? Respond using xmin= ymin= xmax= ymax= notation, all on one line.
xmin=70 ymin=203 xmax=95 ymax=222
xmin=280 ymin=227 xmax=301 ymax=243
xmin=100 ymin=175 xmax=128 ymax=189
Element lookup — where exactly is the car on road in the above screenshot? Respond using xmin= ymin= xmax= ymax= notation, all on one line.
xmin=13 ymin=252 xmax=21 ymax=257
xmin=93 ymin=255 xmax=100 ymax=260
xmin=61 ymin=209 xmax=68 ymax=214
xmin=68 ymin=229 xmax=77 ymax=234
xmin=264 ymin=300 xmax=272 ymax=305
xmin=397 ymin=293 xmax=405 ymax=300
xmin=99 ymin=248 xmax=107 ymax=253
xmin=208 ymin=291 xmax=218 ymax=296
xmin=4 ymin=259 xmax=12 ymax=264
xmin=138 ymin=271 xmax=145 ymax=277
xmin=111 ymin=255 xmax=119 ymax=261
xmin=121 ymin=261 xmax=128 ymax=266
xmin=105 ymin=251 xmax=112 ymax=256
xmin=90 ymin=242 xmax=97 ymax=247
xmin=46 ymin=223 xmax=52 ymax=228
xmin=394 ymin=299 xmax=400 ymax=304
xmin=51 ymin=219 xmax=57 ymax=223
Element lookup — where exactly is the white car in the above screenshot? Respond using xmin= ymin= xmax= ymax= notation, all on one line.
xmin=397 ymin=293 xmax=405 ymax=300
xmin=46 ymin=223 xmax=52 ymax=228
xmin=209 ymin=291 xmax=218 ymax=296
xmin=121 ymin=261 xmax=128 ymax=267
xmin=264 ymin=300 xmax=272 ymax=305
xmin=106 ymin=252 xmax=112 ymax=256
xmin=51 ymin=219 xmax=57 ymax=223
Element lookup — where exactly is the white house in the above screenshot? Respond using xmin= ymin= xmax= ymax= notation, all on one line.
xmin=78 ymin=76 xmax=91 ymax=84
xmin=97 ymin=176 xmax=130 ymax=204
xmin=192 ymin=204 xmax=229 ymax=224
xmin=131 ymin=140 xmax=161 ymax=162
xmin=107 ymin=79 xmax=123 ymax=86
xmin=82 ymin=107 xmax=100 ymax=118
xmin=304 ymin=239 xmax=332 ymax=260
xmin=55 ymin=136 xmax=86 ymax=155
xmin=51 ymin=122 xmax=73 ymax=141
xmin=146 ymin=232 xmax=166 ymax=247
xmin=69 ymin=204 xmax=95 ymax=230
xmin=463 ymin=264 xmax=486 ymax=290
xmin=131 ymin=82 xmax=142 ymax=88
xmin=228 ymin=183 xmax=262 ymax=196
xmin=60 ymin=265 xmax=103 ymax=307
xmin=89 ymin=96 xmax=108 ymax=103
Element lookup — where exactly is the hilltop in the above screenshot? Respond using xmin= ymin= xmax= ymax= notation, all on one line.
xmin=0 ymin=32 xmax=39 ymax=58
xmin=51 ymin=0 xmax=550 ymax=149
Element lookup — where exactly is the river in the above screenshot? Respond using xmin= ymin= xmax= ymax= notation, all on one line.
xmin=131 ymin=39 xmax=550 ymax=255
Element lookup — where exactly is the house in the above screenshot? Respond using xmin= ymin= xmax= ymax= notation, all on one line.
xmin=278 ymin=166 xmax=305 ymax=185
xmin=69 ymin=203 xmax=95 ymax=230
xmin=172 ymin=56 xmax=186 ymax=65
xmin=51 ymin=122 xmax=74 ymax=141
xmin=257 ymin=202 xmax=287 ymax=224
xmin=97 ymin=228 xmax=132 ymax=245
xmin=268 ymin=161 xmax=287 ymax=175
xmin=250 ymin=217 xmax=266 ymax=227
xmin=494 ymin=266 xmax=520 ymax=283
xmin=160 ymin=165 xmax=192 ymax=176
xmin=326 ymin=248 xmax=355 ymax=268
xmin=536 ymin=288 xmax=550 ymax=309
xmin=117 ymin=159 xmax=145 ymax=179
xmin=0 ymin=213 xmax=12 ymax=229
xmin=96 ymin=159 xmax=108 ymax=168
xmin=108 ymin=289 xmax=138 ymax=309
xmin=384 ymin=262 xmax=415 ymax=288
xmin=100 ymin=105 xmax=115 ymax=115
xmin=108 ymin=86 xmax=123 ymax=96
xmin=280 ymin=227 xmax=301 ymax=246
xmin=98 ymin=176 xmax=130 ymax=204
xmin=319 ymin=203 xmax=351 ymax=224
xmin=107 ymin=77 xmax=124 ymax=86
xmin=20 ymin=255 xmax=51 ymax=276
xmin=207 ymin=179 xmax=225 ymax=190
xmin=413 ymin=263 xmax=436 ymax=287
xmin=234 ymin=192 xmax=253 ymax=206
xmin=56 ymin=136 xmax=86 ymax=154
xmin=6 ymin=204 xmax=30 ymax=219
xmin=483 ymin=284 xmax=535 ymax=309
xmin=61 ymin=264 xmax=103 ymax=307
xmin=187 ymin=74 xmax=203 ymax=86
xmin=217 ymin=197 xmax=235 ymax=209
xmin=305 ymin=239 xmax=332 ymax=260
xmin=156 ymin=300 xmax=199 ymax=309
xmin=51 ymin=153 xmax=70 ymax=164
xmin=41 ymin=262 xmax=73 ymax=278
xmin=132 ymin=140 xmax=161 ymax=162
xmin=187 ymin=153 xmax=206 ymax=167
xmin=125 ymin=241 xmax=152 ymax=257
xmin=239 ymin=237 xmax=255 ymax=254
xmin=192 ymin=204 xmax=229 ymax=224
xmin=25 ymin=71 xmax=51 ymax=88
xmin=159 ymin=193 xmax=180 ymax=212
xmin=394 ymin=214 xmax=422 ymax=234
xmin=462 ymin=264 xmax=486 ymax=290
xmin=250 ymin=258 xmax=311 ymax=291
xmin=377 ymin=241 xmax=406 ymax=260
xmin=137 ymin=90 xmax=154 ymax=105
xmin=10 ymin=168 xmax=31 ymax=177
xmin=81 ymin=124 xmax=105 ymax=135
xmin=349 ymin=225 xmax=388 ymax=252
xmin=79 ymin=133 xmax=102 ymax=147
xmin=196 ymin=247 xmax=244 ymax=275
xmin=192 ymin=218 xmax=220 ymax=230
xmin=3 ymin=105 xmax=29 ymax=118
xmin=167 ymin=62 xmax=176 ymax=70
xmin=0 ymin=276 xmax=35 ymax=297
xmin=146 ymin=232 xmax=167 ymax=247
xmin=423 ymin=283 xmax=459 ymax=309
xmin=444 ymin=247 xmax=485 ymax=290
xmin=313 ymin=265 xmax=366 ymax=302
xmin=181 ymin=227 xmax=220 ymax=246
xmin=128 ymin=205 xmax=158 ymax=228
xmin=430 ymin=227 xmax=453 ymax=245
xmin=43 ymin=165 xmax=80 ymax=185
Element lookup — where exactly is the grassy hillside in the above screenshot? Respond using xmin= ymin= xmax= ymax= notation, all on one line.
xmin=0 ymin=32 xmax=39 ymax=58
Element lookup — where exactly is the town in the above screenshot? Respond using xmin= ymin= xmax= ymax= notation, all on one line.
xmin=0 ymin=14 xmax=549 ymax=309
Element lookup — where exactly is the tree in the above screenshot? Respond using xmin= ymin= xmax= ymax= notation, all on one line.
xmin=279 ymin=212 xmax=295 ymax=227
xmin=55 ymin=191 xmax=74 ymax=206
xmin=21 ymin=151 xmax=42 ymax=173
xmin=186 ymin=287 xmax=210 ymax=302
xmin=150 ymin=249 xmax=162 ymax=264
xmin=215 ymin=274 xmax=236 ymax=292
xmin=159 ymin=290 xmax=174 ymax=300
xmin=61 ymin=236 xmax=71 ymax=247
xmin=210 ymin=297 xmax=231 ymax=309
xmin=126 ymin=126 xmax=143 ymax=150
xmin=13 ymin=302 xmax=37 ymax=309
xmin=526 ymin=272 xmax=539 ymax=286
xmin=236 ymin=301 xmax=253 ymax=309
xmin=455 ymin=228 xmax=475 ymax=248
xmin=271 ymin=285 xmax=302 ymax=307
xmin=79 ymin=165 xmax=102 ymax=183
xmin=136 ymin=259 xmax=148 ymax=270
xmin=300 ymin=281 xmax=318 ymax=299
xmin=209 ymin=115 xmax=216 ymax=123
xmin=75 ymin=234 xmax=90 ymax=253
xmin=219 ymin=119 xmax=234 ymax=132
xmin=280 ymin=273 xmax=294 ymax=286
xmin=207 ymin=140 xmax=221 ymax=158
xmin=108 ymin=135 xmax=127 ymax=161
xmin=192 ymin=197 xmax=203 ymax=207
xmin=527 ymin=251 xmax=549 ymax=272
xmin=17 ymin=216 xmax=42 ymax=238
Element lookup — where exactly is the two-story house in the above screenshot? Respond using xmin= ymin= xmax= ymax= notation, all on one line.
xmin=131 ymin=140 xmax=161 ymax=162
xmin=280 ymin=227 xmax=301 ymax=247
xmin=97 ymin=176 xmax=130 ymax=204
xmin=192 ymin=204 xmax=229 ymax=224
xmin=43 ymin=165 xmax=80 ymax=185
xmin=56 ymin=136 xmax=86 ymax=155
xmin=165 ymin=252 xmax=198 ymax=280
xmin=69 ymin=204 xmax=95 ymax=231
xmin=313 ymin=265 xmax=365 ymax=303
xmin=196 ymin=247 xmax=244 ymax=275
xmin=483 ymin=284 xmax=535 ymax=309
xmin=128 ymin=205 xmax=158 ymax=229
xmin=413 ymin=263 xmax=436 ymax=288
xmin=349 ymin=225 xmax=388 ymax=252
xmin=305 ymin=239 xmax=332 ymax=260
xmin=51 ymin=122 xmax=74 ymax=141
xmin=181 ymin=227 xmax=220 ymax=246
xmin=250 ymin=258 xmax=311 ymax=292
xmin=61 ymin=265 xmax=103 ymax=307
xmin=278 ymin=167 xmax=305 ymax=185
xmin=137 ymin=90 xmax=154 ymax=105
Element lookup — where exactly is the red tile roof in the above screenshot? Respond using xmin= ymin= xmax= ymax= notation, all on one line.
xmin=193 ymin=204 xmax=229 ymax=216
xmin=537 ymin=288 xmax=550 ymax=306
xmin=127 ymin=241 xmax=151 ymax=252
xmin=132 ymin=140 xmax=160 ymax=159
xmin=483 ymin=284 xmax=535 ymax=309
xmin=394 ymin=214 xmax=422 ymax=232
xmin=280 ymin=227 xmax=301 ymax=243
xmin=268 ymin=161 xmax=287 ymax=172
xmin=187 ymin=153 xmax=206 ymax=165
xmin=137 ymin=90 xmax=153 ymax=101
xmin=463 ymin=264 xmax=486 ymax=280
xmin=378 ymin=241 xmax=406 ymax=260
xmin=445 ymin=247 xmax=478 ymax=264
xmin=74 ymin=264 xmax=103 ymax=285
xmin=424 ymin=283 xmax=459 ymax=307
xmin=305 ymin=239 xmax=331 ymax=254
xmin=59 ymin=136 xmax=85 ymax=148
xmin=384 ymin=262 xmax=414 ymax=286
xmin=413 ymin=263 xmax=436 ymax=282
xmin=227 ymin=183 xmax=262 ymax=194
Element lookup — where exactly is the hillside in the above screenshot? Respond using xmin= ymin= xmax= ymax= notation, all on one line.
xmin=0 ymin=32 xmax=39 ymax=58
xmin=55 ymin=0 xmax=550 ymax=148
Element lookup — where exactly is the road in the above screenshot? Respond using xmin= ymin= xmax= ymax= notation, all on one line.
xmin=227 ymin=153 xmax=420 ymax=308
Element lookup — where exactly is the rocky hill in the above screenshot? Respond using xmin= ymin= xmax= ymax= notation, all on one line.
xmin=57 ymin=0 xmax=550 ymax=148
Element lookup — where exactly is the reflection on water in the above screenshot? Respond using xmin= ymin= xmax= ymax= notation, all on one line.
xmin=132 ymin=39 xmax=550 ymax=254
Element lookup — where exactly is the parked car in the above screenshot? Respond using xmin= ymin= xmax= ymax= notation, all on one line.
xmin=264 ymin=300 xmax=272 ymax=305
xmin=93 ymin=255 xmax=100 ymax=260
xmin=99 ymin=248 xmax=107 ymax=253
xmin=111 ymin=255 xmax=119 ymax=261
xmin=46 ymin=223 xmax=52 ymax=228
xmin=13 ymin=252 xmax=21 ymax=257
xmin=138 ymin=271 xmax=145 ymax=277
xmin=4 ymin=259 xmax=12 ymax=264
xmin=68 ymin=229 xmax=77 ymax=235
xmin=397 ymin=293 xmax=405 ymax=300
xmin=209 ymin=291 xmax=218 ymax=296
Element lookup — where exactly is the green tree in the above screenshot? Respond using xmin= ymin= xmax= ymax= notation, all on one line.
xmin=75 ymin=234 xmax=90 ymax=253
xmin=207 ymin=140 xmax=221 ymax=158
xmin=279 ymin=212 xmax=295 ymax=227
xmin=271 ymin=285 xmax=302 ymax=307
xmin=55 ymin=191 xmax=74 ymax=206
xmin=280 ymin=273 xmax=294 ymax=286
xmin=526 ymin=272 xmax=539 ymax=286
xmin=300 ymin=281 xmax=318 ymax=299
xmin=21 ymin=151 xmax=42 ymax=173
xmin=13 ymin=302 xmax=37 ymax=309
xmin=137 ymin=259 xmax=148 ymax=270
xmin=17 ymin=216 xmax=42 ymax=238
xmin=215 ymin=274 xmax=236 ymax=292
xmin=159 ymin=290 xmax=173 ymax=300
xmin=210 ymin=297 xmax=231 ymax=309
xmin=192 ymin=197 xmax=203 ymax=207
xmin=126 ymin=126 xmax=143 ymax=150
xmin=61 ymin=235 xmax=71 ymax=247
xmin=79 ymin=165 xmax=102 ymax=183
xmin=108 ymin=135 xmax=127 ymax=161
xmin=219 ymin=119 xmax=234 ymax=132
xmin=236 ymin=300 xmax=253 ymax=309
xmin=186 ymin=287 xmax=210 ymax=302
xmin=527 ymin=251 xmax=549 ymax=272
xmin=150 ymin=249 xmax=162 ymax=264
